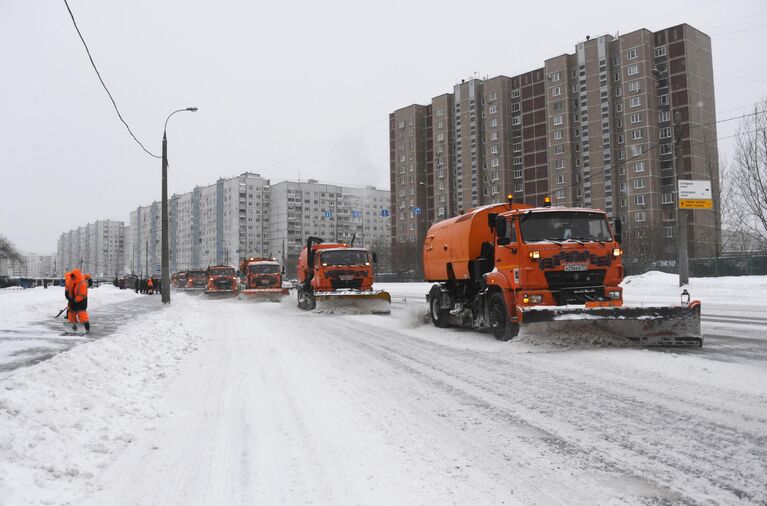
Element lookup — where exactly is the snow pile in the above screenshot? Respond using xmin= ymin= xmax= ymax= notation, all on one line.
xmin=621 ymin=270 xmax=767 ymax=308
xmin=0 ymin=296 xmax=207 ymax=505
xmin=0 ymin=285 xmax=141 ymax=330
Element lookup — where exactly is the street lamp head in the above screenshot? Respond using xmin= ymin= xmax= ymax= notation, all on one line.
xmin=186 ymin=107 xmax=198 ymax=112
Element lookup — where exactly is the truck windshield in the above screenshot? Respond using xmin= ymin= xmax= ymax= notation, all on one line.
xmin=320 ymin=250 xmax=369 ymax=266
xmin=249 ymin=264 xmax=279 ymax=274
xmin=188 ymin=271 xmax=205 ymax=279
xmin=209 ymin=268 xmax=235 ymax=277
xmin=520 ymin=211 xmax=613 ymax=243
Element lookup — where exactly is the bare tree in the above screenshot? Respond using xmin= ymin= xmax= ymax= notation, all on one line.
xmin=0 ymin=235 xmax=23 ymax=263
xmin=732 ymin=100 xmax=767 ymax=247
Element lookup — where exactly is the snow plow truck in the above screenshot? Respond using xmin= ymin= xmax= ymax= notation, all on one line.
xmin=203 ymin=265 xmax=239 ymax=297
xmin=296 ymin=237 xmax=391 ymax=314
xmin=239 ymin=257 xmax=289 ymax=300
xmin=185 ymin=270 xmax=206 ymax=292
xmin=423 ymin=197 xmax=702 ymax=346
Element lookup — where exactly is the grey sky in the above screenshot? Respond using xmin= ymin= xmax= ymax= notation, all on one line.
xmin=1 ymin=0 xmax=765 ymax=254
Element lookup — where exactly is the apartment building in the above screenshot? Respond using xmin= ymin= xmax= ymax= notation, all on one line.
xmin=56 ymin=220 xmax=125 ymax=278
xmin=269 ymin=179 xmax=391 ymax=277
xmin=390 ymin=23 xmax=720 ymax=271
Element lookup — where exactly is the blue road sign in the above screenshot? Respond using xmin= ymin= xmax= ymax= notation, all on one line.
xmin=351 ymin=210 xmax=361 ymax=218
xmin=380 ymin=209 xmax=390 ymax=217
xmin=323 ymin=210 xmax=333 ymax=218
xmin=414 ymin=207 xmax=422 ymax=215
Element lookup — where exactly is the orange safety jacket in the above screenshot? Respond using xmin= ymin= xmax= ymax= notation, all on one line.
xmin=67 ymin=272 xmax=88 ymax=303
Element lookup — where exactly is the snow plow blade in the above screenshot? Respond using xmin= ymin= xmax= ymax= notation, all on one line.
xmin=519 ymin=301 xmax=702 ymax=347
xmin=314 ymin=290 xmax=392 ymax=315
xmin=240 ymin=288 xmax=289 ymax=301
xmin=203 ymin=290 xmax=238 ymax=298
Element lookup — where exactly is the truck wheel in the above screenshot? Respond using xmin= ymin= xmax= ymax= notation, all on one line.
xmin=489 ymin=292 xmax=519 ymax=341
xmin=429 ymin=286 xmax=450 ymax=328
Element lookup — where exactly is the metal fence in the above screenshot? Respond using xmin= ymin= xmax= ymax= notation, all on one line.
xmin=625 ymin=253 xmax=767 ymax=277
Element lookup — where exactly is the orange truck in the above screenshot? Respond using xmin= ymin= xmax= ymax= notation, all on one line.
xmin=239 ymin=257 xmax=288 ymax=300
xmin=185 ymin=270 xmax=206 ymax=292
xmin=423 ymin=198 xmax=701 ymax=346
xmin=296 ymin=237 xmax=390 ymax=314
xmin=203 ymin=265 xmax=239 ymax=296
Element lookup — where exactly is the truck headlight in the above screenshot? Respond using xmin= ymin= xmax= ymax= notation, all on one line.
xmin=529 ymin=250 xmax=540 ymax=259
xmin=613 ymin=248 xmax=622 ymax=257
xmin=530 ymin=294 xmax=543 ymax=304
xmin=522 ymin=294 xmax=530 ymax=304
xmin=609 ymin=290 xmax=621 ymax=299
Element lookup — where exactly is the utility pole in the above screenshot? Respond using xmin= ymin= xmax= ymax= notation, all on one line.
xmin=674 ymin=109 xmax=689 ymax=286
xmin=145 ymin=238 xmax=149 ymax=279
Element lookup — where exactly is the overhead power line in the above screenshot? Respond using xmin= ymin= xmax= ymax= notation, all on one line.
xmin=62 ymin=0 xmax=160 ymax=159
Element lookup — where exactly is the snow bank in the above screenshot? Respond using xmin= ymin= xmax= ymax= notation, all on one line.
xmin=0 ymin=296 xmax=207 ymax=506
xmin=0 ymin=285 xmax=141 ymax=330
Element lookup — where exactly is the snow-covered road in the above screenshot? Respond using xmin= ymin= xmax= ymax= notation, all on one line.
xmin=1 ymin=274 xmax=766 ymax=505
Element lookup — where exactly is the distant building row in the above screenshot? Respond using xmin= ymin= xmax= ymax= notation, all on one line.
xmin=57 ymin=174 xmax=391 ymax=278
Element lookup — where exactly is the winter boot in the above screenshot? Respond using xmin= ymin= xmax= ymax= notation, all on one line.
xmin=84 ymin=322 xmax=90 ymax=333
xmin=71 ymin=323 xmax=78 ymax=331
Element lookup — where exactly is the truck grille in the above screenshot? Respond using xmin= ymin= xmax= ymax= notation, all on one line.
xmin=254 ymin=276 xmax=277 ymax=287
xmin=330 ymin=279 xmax=363 ymax=289
xmin=544 ymin=269 xmax=606 ymax=289
xmin=539 ymin=250 xmax=612 ymax=269
xmin=212 ymin=278 xmax=232 ymax=289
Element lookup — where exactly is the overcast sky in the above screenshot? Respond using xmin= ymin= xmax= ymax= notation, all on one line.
xmin=1 ymin=0 xmax=765 ymax=254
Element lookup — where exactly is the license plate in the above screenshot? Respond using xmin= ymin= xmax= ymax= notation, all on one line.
xmin=564 ymin=263 xmax=587 ymax=271
xmin=340 ymin=275 xmax=354 ymax=280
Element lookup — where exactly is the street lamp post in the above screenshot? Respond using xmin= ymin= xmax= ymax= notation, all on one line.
xmin=162 ymin=107 xmax=198 ymax=304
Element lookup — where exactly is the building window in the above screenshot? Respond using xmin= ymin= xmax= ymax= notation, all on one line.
xmin=660 ymin=144 xmax=672 ymax=155
xmin=629 ymin=96 xmax=641 ymax=108
xmin=490 ymin=145 xmax=499 ymax=154
xmin=436 ymin=108 xmax=444 ymax=117
xmin=635 ymin=211 xmax=646 ymax=222
xmin=659 ymin=111 xmax=670 ymax=122
xmin=615 ymin=87 xmax=622 ymax=97
xmin=511 ymin=89 xmax=520 ymax=98
xmin=631 ymin=145 xmax=643 ymax=156
xmin=655 ymin=46 xmax=667 ymax=57
xmin=551 ymin=86 xmax=562 ymax=97
xmin=515 ymin=183 xmax=524 ymax=193
xmin=629 ymin=113 xmax=641 ymax=124
xmin=554 ymin=145 xmax=564 ymax=154
xmin=634 ymin=161 xmax=645 ymax=172
xmin=635 ymin=195 xmax=646 ymax=205
xmin=488 ymin=91 xmax=498 ymax=101
xmin=626 ymin=49 xmax=638 ymax=60
xmin=553 ymin=130 xmax=563 ymax=140
xmin=632 ymin=129 xmax=643 ymax=140
xmin=659 ymin=94 xmax=669 ymax=105
xmin=618 ymin=134 xmax=624 ymax=144
xmin=555 ymin=189 xmax=566 ymax=199
xmin=490 ymin=158 xmax=500 ymax=167
xmin=513 ymin=156 xmax=522 ymax=165
xmin=512 ymin=116 xmax=521 ymax=126
xmin=489 ymin=104 xmax=498 ymax=114
xmin=627 ymin=64 xmax=639 ymax=76
xmin=616 ymin=103 xmax=623 ymax=113
xmin=490 ymin=118 xmax=498 ymax=127
xmin=550 ymin=71 xmax=561 ymax=82
xmin=633 ymin=178 xmax=646 ymax=189
xmin=628 ymin=80 xmax=641 ymax=92
xmin=490 ymin=131 xmax=499 ymax=140
xmin=556 ymin=175 xmax=565 ymax=184
xmin=514 ymin=169 xmax=523 ymax=179
xmin=513 ymin=143 xmax=522 ymax=152
xmin=662 ymin=192 xmax=674 ymax=204
xmin=512 ymin=103 xmax=520 ymax=112
xmin=437 ymin=132 xmax=444 ymax=142
xmin=553 ymin=115 xmax=563 ymax=126
xmin=660 ymin=127 xmax=671 ymax=139
xmin=555 ymin=160 xmax=565 ymax=169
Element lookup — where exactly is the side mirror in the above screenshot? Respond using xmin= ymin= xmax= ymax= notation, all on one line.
xmin=614 ymin=218 xmax=623 ymax=244
xmin=281 ymin=266 xmax=285 ymax=275
xmin=495 ymin=215 xmax=507 ymax=239
xmin=372 ymin=252 xmax=378 ymax=264
xmin=487 ymin=213 xmax=498 ymax=230
xmin=497 ymin=236 xmax=511 ymax=246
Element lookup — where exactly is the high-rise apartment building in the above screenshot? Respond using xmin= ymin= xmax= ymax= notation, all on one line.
xmin=390 ymin=24 xmax=720 ymax=272
xmin=56 ymin=220 xmax=125 ymax=277
xmin=128 ymin=172 xmax=271 ymax=275
xmin=270 ymin=179 xmax=391 ymax=277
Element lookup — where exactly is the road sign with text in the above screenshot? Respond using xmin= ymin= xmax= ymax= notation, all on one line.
xmin=678 ymin=180 xmax=713 ymax=209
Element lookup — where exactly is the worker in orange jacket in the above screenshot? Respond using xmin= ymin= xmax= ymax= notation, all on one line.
xmin=147 ymin=277 xmax=154 ymax=295
xmin=66 ymin=268 xmax=90 ymax=332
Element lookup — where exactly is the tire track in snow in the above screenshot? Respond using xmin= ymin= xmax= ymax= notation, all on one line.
xmin=327 ymin=316 xmax=767 ymax=504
